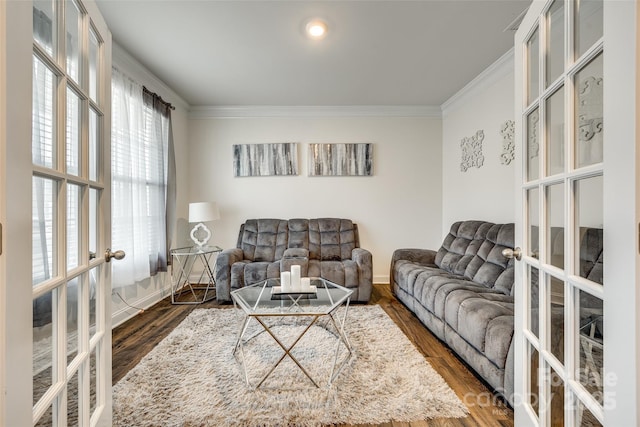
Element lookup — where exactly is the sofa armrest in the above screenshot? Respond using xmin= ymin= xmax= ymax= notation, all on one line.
xmin=215 ymin=248 xmax=244 ymax=302
xmin=389 ymin=248 xmax=437 ymax=289
xmin=352 ymin=248 xmax=373 ymax=301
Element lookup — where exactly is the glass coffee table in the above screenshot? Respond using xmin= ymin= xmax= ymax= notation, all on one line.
xmin=230 ymin=277 xmax=353 ymax=389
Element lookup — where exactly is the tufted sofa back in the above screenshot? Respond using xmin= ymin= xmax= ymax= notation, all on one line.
xmin=435 ymin=221 xmax=515 ymax=295
xmin=237 ymin=218 xmax=359 ymax=262
xmin=237 ymin=219 xmax=289 ymax=262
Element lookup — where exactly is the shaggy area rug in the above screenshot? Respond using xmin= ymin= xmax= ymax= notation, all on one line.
xmin=113 ymin=305 xmax=468 ymax=426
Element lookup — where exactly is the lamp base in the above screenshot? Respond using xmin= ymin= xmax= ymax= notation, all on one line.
xmin=190 ymin=222 xmax=212 ymax=247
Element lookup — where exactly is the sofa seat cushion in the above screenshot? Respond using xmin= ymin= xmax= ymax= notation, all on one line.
xmin=230 ymin=260 xmax=280 ymax=289
xmin=393 ymin=260 xmax=442 ymax=296
xmin=445 ymin=291 xmax=514 ymax=369
xmin=395 ymin=260 xmax=503 ymax=318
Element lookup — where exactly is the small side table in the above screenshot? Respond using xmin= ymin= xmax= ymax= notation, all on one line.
xmin=170 ymin=245 xmax=222 ymax=304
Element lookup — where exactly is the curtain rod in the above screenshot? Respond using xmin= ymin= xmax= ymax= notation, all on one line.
xmin=143 ymin=86 xmax=176 ymax=111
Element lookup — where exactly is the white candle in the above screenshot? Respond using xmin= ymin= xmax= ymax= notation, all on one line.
xmin=290 ymin=265 xmax=301 ymax=291
xmin=301 ymin=277 xmax=311 ymax=291
xmin=280 ymin=271 xmax=291 ymax=292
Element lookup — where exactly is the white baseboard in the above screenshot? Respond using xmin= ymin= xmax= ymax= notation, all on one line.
xmin=111 ymin=286 xmax=170 ymax=329
xmin=373 ymin=275 xmax=390 ymax=285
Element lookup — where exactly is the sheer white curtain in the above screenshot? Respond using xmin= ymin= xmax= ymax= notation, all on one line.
xmin=111 ymin=68 xmax=169 ymax=288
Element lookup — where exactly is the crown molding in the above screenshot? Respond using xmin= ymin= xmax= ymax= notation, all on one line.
xmin=440 ymin=48 xmax=515 ymax=117
xmin=112 ymin=43 xmax=190 ymax=111
xmin=188 ymin=105 xmax=442 ymax=119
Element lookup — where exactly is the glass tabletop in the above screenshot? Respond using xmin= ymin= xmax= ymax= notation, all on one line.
xmin=231 ymin=277 xmax=353 ymax=316
xmin=170 ymin=245 xmax=222 ymax=256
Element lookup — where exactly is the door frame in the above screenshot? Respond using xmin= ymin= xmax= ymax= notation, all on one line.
xmin=0 ymin=0 xmax=7 ymax=422
xmin=3 ymin=1 xmax=35 ymax=425
xmin=514 ymin=1 xmax=640 ymax=425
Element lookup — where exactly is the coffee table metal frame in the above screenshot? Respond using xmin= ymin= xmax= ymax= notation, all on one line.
xmin=231 ymin=277 xmax=353 ymax=389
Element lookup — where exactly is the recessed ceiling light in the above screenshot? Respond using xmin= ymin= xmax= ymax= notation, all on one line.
xmin=305 ymin=19 xmax=328 ymax=40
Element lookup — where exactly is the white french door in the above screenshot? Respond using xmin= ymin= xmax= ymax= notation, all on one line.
xmin=2 ymin=0 xmax=113 ymax=425
xmin=514 ymin=1 xmax=640 ymax=426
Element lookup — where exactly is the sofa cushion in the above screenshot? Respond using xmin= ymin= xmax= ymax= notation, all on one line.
xmin=308 ymin=218 xmax=357 ymax=261
xmin=444 ymin=290 xmax=514 ymax=369
xmin=239 ymin=219 xmax=289 ymax=262
xmin=231 ymin=260 xmax=280 ymax=288
xmin=435 ymin=221 xmax=494 ymax=276
xmin=464 ymin=223 xmax=515 ymax=294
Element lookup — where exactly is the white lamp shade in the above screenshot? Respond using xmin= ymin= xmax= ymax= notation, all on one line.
xmin=188 ymin=202 xmax=220 ymax=223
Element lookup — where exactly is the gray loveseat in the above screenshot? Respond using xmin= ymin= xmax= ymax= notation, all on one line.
xmin=390 ymin=220 xmax=516 ymax=404
xmin=215 ymin=218 xmax=373 ymax=303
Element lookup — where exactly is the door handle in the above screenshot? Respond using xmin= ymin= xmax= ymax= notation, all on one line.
xmin=105 ymin=248 xmax=126 ymax=262
xmin=502 ymin=247 xmax=522 ymax=261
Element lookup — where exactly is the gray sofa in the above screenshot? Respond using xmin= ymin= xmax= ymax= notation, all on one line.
xmin=215 ymin=218 xmax=373 ymax=303
xmin=390 ymin=220 xmax=516 ymax=404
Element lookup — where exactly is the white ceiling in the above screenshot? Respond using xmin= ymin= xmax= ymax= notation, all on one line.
xmin=95 ymin=0 xmax=531 ymax=107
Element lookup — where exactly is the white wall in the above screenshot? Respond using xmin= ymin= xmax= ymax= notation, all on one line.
xmin=441 ymin=50 xmax=517 ymax=236
xmin=187 ymin=112 xmax=443 ymax=283
xmin=110 ymin=44 xmax=191 ymax=326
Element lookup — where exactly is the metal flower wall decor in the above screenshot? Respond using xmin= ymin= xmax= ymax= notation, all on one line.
xmin=460 ymin=130 xmax=485 ymax=172
xmin=500 ymin=120 xmax=515 ymax=165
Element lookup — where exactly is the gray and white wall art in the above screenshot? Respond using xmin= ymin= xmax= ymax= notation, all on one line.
xmin=233 ymin=143 xmax=298 ymax=177
xmin=308 ymin=143 xmax=373 ymax=176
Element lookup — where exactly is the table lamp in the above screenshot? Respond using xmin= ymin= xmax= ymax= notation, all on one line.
xmin=189 ymin=202 xmax=220 ymax=247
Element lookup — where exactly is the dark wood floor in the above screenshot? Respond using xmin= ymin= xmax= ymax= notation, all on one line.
xmin=112 ymin=283 xmax=514 ymax=427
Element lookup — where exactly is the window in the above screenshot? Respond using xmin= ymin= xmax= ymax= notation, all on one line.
xmin=111 ymin=68 xmax=173 ymax=287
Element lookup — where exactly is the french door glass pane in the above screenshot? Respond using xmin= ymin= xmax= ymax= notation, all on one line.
xmin=576 ymin=399 xmax=603 ymax=426
xmin=68 ymin=370 xmax=80 ymax=425
xmin=527 ymin=28 xmax=540 ymax=105
xmin=33 ymin=0 xmax=56 ymax=56
xmin=530 ymin=266 xmax=540 ymax=338
xmin=527 ymin=108 xmax=540 ymax=181
xmin=575 ymin=0 xmax=603 ymax=59
xmin=578 ymin=290 xmax=603 ymax=404
xmin=67 ymin=277 xmax=80 ymax=361
xmin=33 ymin=177 xmax=56 ymax=286
xmin=66 ymin=89 xmax=81 ymax=176
xmin=89 ymin=267 xmax=98 ymax=339
xmin=529 ymin=343 xmax=540 ymax=417
xmin=575 ymin=53 xmax=603 ymax=168
xmin=32 ymin=56 xmax=56 ymax=169
xmin=549 ymin=276 xmax=565 ymax=364
xmin=35 ymin=406 xmax=53 ymax=427
xmin=528 ymin=188 xmax=540 ymax=259
xmin=89 ymin=108 xmax=99 ymax=181
xmin=547 ymin=184 xmax=564 ymax=269
xmin=89 ymin=29 xmax=99 ymax=102
xmin=548 ymin=365 xmax=565 ymax=426
xmin=576 ymin=175 xmax=603 ymax=284
xmin=67 ymin=183 xmax=81 ymax=270
xmin=33 ymin=289 xmax=55 ymax=405
xmin=546 ymin=1 xmax=564 ymax=87
xmin=66 ymin=0 xmax=81 ymax=83
xmin=90 ymin=348 xmax=97 ymax=415
xmin=89 ymin=188 xmax=98 ymax=256
xmin=546 ymin=87 xmax=565 ymax=176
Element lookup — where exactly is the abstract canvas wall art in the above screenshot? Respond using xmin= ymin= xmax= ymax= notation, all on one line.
xmin=233 ymin=143 xmax=298 ymax=177
xmin=308 ymin=143 xmax=373 ymax=176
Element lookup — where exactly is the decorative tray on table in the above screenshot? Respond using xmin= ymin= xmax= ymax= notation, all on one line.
xmin=271 ymin=285 xmax=318 ymax=299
